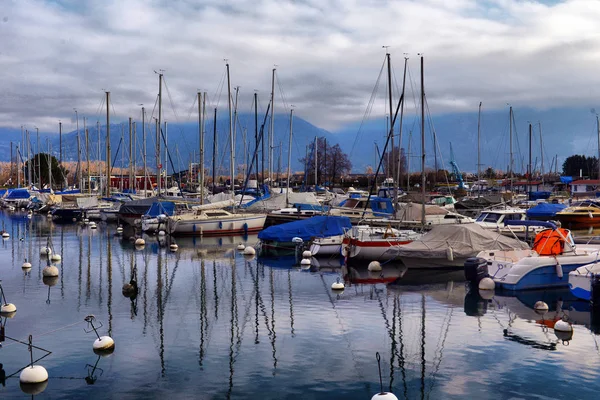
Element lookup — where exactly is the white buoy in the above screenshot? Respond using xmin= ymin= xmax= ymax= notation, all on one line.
xmin=83 ymin=218 xmax=90 ymax=224
xmin=20 ymin=365 xmax=48 ymax=384
xmin=302 ymin=250 xmax=312 ymax=258
xmin=89 ymin=222 xmax=97 ymax=229
xmin=554 ymin=319 xmax=573 ymax=332
xmin=1 ymin=303 xmax=17 ymax=314
xmin=42 ymin=265 xmax=59 ymax=277
xmin=371 ymin=393 xmax=399 ymax=400
xmin=93 ymin=335 xmax=115 ymax=352
xmin=2 ymin=231 xmax=9 ymax=238
xmin=135 ymin=238 xmax=145 ymax=246
xmin=331 ymin=279 xmax=345 ymax=290
xmin=170 ymin=243 xmax=178 ymax=251
xmin=368 ymin=261 xmax=382 ymax=272
xmin=50 ymin=254 xmax=61 ymax=262
xmin=158 ymin=230 xmax=166 ymax=236
xmin=22 ymin=260 xmax=32 ymax=269
xmin=243 ymin=246 xmax=256 ymax=255
xmin=116 ymin=227 xmax=124 ymax=234
xmin=534 ymin=301 xmax=549 ymax=314
xmin=300 ymin=258 xmax=311 ymax=265
xmin=40 ymin=246 xmax=52 ymax=256
xmin=237 ymin=243 xmax=245 ymax=251
xmin=478 ymin=277 xmax=495 ymax=290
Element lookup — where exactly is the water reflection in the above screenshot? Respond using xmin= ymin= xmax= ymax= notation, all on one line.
xmin=1 ymin=213 xmax=600 ymax=398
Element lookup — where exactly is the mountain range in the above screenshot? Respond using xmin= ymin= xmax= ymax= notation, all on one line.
xmin=1 ymin=106 xmax=599 ymax=175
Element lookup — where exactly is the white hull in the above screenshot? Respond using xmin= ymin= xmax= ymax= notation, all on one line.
xmin=309 ymin=235 xmax=343 ymax=257
xmin=169 ymin=213 xmax=266 ymax=236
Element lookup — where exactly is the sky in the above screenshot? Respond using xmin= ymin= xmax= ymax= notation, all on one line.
xmin=1 ymin=0 xmax=600 ymax=136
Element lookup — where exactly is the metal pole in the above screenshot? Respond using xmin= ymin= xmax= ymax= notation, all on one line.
xmin=286 ymin=108 xmax=293 ymax=205
xmin=212 ymin=108 xmax=217 ymax=193
xmin=509 ymin=106 xmax=513 ymax=195
xmin=226 ymin=63 xmax=235 ymax=194
xmin=539 ymin=121 xmax=544 ymax=185
xmin=106 ymin=91 xmax=111 ymax=197
xmin=86 ymin=128 xmax=90 ymax=194
xmin=395 ymin=55 xmax=408 ymax=212
xmin=157 ymin=73 xmax=163 ymax=196
xmin=386 ymin=52 xmax=395 ymax=190
xmin=142 ymin=107 xmax=147 ymax=192
xmin=269 ymin=68 xmax=276 ymax=186
xmin=420 ymin=55 xmax=426 ymax=227
xmin=477 ymin=101 xmax=482 ymax=181
xmin=129 ymin=117 xmax=133 ymax=192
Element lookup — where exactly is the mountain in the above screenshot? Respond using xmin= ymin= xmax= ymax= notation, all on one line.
xmin=2 ymin=106 xmax=600 ymax=175
xmin=331 ymin=106 xmax=600 ymax=174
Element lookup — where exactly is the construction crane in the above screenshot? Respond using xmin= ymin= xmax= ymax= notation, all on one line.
xmin=449 ymin=142 xmax=465 ymax=190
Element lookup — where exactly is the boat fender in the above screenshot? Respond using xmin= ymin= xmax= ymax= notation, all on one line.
xmin=446 ymin=247 xmax=454 ymax=262
xmin=590 ymin=211 xmax=594 ymax=219
xmin=555 ymin=257 xmax=563 ymax=279
xmin=219 ymin=221 xmax=223 ymax=229
xmin=243 ymin=223 xmax=248 ymax=234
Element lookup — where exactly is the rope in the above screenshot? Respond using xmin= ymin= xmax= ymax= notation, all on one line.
xmin=1 ymin=320 xmax=84 ymax=349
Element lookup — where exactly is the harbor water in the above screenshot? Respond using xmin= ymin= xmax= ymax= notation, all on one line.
xmin=1 ymin=212 xmax=600 ymax=399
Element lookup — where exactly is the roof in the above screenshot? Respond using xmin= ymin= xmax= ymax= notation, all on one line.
xmin=571 ymin=179 xmax=600 ymax=185
xmin=500 ymin=180 xmax=542 ymax=186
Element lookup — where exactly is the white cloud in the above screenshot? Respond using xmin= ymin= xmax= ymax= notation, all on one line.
xmin=1 ymin=0 xmax=600 ymax=132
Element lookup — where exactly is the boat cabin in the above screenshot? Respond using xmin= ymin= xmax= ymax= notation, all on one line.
xmin=475 ymin=208 xmax=525 ymax=229
xmin=336 ymin=196 xmax=394 ymax=218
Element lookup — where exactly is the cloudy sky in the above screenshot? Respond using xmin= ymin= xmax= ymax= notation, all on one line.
xmin=1 ymin=0 xmax=599 ymax=133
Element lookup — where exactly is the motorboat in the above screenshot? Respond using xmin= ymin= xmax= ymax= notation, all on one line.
xmin=391 ymin=223 xmax=528 ymax=268
xmin=475 ymin=207 xmax=527 ymax=233
xmin=568 ymin=261 xmax=600 ymax=301
xmin=141 ymin=201 xmax=176 ymax=233
xmin=479 ymin=221 xmax=600 ymax=291
xmin=258 ymin=216 xmax=352 ymax=256
xmin=526 ymin=203 xmax=567 ymax=221
xmin=342 ymin=225 xmax=422 ymax=262
xmin=329 ymin=196 xmax=394 ymax=223
xmin=556 ymin=204 xmax=600 ymax=228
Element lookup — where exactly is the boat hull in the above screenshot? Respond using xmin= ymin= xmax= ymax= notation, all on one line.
xmin=169 ymin=215 xmax=266 ymax=237
xmin=343 ymin=238 xmax=412 ymax=261
xmin=569 ymin=272 xmax=592 ymax=301
xmin=397 ymin=256 xmax=468 ymax=269
xmin=556 ymin=214 xmax=600 ymax=227
xmin=309 ymin=235 xmax=343 ymax=257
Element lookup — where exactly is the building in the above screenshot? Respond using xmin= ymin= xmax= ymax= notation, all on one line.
xmin=570 ymin=179 xmax=600 ymax=198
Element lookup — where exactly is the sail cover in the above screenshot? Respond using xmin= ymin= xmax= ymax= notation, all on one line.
xmin=526 ymin=203 xmax=566 ymax=218
xmin=258 ymin=216 xmax=352 ymax=242
xmin=393 ymin=224 xmax=528 ymax=259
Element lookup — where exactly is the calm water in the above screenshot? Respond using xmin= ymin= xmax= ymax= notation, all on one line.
xmin=1 ymin=212 xmax=600 ymax=399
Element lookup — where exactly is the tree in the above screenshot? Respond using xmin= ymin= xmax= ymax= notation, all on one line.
xmin=24 ymin=153 xmax=67 ymax=189
xmin=563 ymin=155 xmax=598 ymax=178
xmin=484 ymin=167 xmax=496 ymax=179
xmin=299 ymin=137 xmax=352 ymax=186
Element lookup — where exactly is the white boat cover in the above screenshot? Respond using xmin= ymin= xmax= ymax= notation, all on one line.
xmin=192 ymin=199 xmax=235 ymax=210
xmin=76 ymin=196 xmax=99 ymax=209
xmin=394 ymin=224 xmax=528 ymax=259
xmin=395 ymin=202 xmax=448 ymax=221
xmin=245 ymin=192 xmax=321 ymax=212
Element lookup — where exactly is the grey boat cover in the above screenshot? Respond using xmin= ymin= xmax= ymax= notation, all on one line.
xmin=395 ymin=202 xmax=448 ymax=221
xmin=394 ymin=224 xmax=528 ymax=259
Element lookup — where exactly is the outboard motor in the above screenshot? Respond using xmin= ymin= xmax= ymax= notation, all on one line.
xmin=464 ymin=257 xmax=489 ymax=284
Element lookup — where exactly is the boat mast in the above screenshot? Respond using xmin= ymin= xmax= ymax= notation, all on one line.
xmin=395 ymin=55 xmax=408 ymax=211
xmin=198 ymin=91 xmax=204 ymax=204
xmin=597 ymin=115 xmax=600 ymax=181
xmin=46 ymin=138 xmax=51 ymax=190
xmin=528 ymin=123 xmax=532 ymax=195
xmin=386 ymin=51 xmax=395 ymax=194
xmin=213 ymin=108 xmax=217 ymax=194
xmin=164 ymin=121 xmax=168 ymax=188
xmin=59 ymin=121 xmax=62 ymax=166
xmin=269 ymin=68 xmax=276 ymax=186
xmin=477 ymin=102 xmax=482 ymax=182
xmin=141 ymin=107 xmax=147 ymax=193
xmin=539 ymin=121 xmax=544 ymax=185
xmin=133 ymin=121 xmax=137 ymax=191
xmin=420 ymin=55 xmax=426 ymax=227
xmin=105 ymin=91 xmax=111 ymax=197
xmin=286 ymin=108 xmax=293 ymax=205
xmin=129 ymin=117 xmax=133 ymax=193
xmin=226 ymin=62 xmax=235 ymax=195
xmin=36 ymin=127 xmax=41 ymax=190
xmin=509 ymin=106 xmax=513 ymax=195
xmin=86 ymin=127 xmax=90 ymax=194
xmin=314 ymin=136 xmax=318 ymax=186
xmin=157 ymin=72 xmax=163 ymax=196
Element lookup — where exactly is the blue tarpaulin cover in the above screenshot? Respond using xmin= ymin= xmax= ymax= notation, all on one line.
xmin=144 ymin=202 xmax=175 ymax=217
xmin=526 ymin=203 xmax=566 ymax=218
xmin=6 ymin=189 xmax=30 ymax=199
xmin=560 ymin=176 xmax=573 ymax=184
xmin=258 ymin=216 xmax=352 ymax=242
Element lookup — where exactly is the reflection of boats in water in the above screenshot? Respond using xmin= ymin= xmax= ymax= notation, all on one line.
xmin=464 ymin=287 xmax=600 ymax=335
xmin=343 ymin=263 xmax=408 ymax=285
